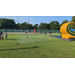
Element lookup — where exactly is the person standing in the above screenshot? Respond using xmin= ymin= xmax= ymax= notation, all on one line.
xmin=49 ymin=31 xmax=52 ymax=36
xmin=1 ymin=32 xmax=4 ymax=40
xmin=5 ymin=33 xmax=8 ymax=39
xmin=0 ymin=32 xmax=1 ymax=40
xmin=26 ymin=32 xmax=28 ymax=38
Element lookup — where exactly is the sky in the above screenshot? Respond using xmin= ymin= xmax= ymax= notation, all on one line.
xmin=0 ymin=16 xmax=73 ymax=25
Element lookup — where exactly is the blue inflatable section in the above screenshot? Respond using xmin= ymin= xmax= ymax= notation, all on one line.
xmin=52 ymin=36 xmax=75 ymax=41
xmin=70 ymin=29 xmax=75 ymax=31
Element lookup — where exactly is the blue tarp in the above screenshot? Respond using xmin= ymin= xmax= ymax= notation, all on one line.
xmin=52 ymin=36 xmax=75 ymax=41
xmin=70 ymin=29 xmax=75 ymax=31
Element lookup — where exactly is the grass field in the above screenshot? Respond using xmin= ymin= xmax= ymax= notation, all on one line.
xmin=0 ymin=33 xmax=75 ymax=58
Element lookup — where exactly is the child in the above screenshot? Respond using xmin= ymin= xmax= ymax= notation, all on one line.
xmin=44 ymin=31 xmax=46 ymax=35
xmin=0 ymin=32 xmax=1 ymax=40
xmin=1 ymin=32 xmax=4 ymax=40
xmin=45 ymin=31 xmax=46 ymax=35
xmin=26 ymin=32 xmax=28 ymax=38
xmin=49 ymin=31 xmax=52 ymax=36
xmin=5 ymin=33 xmax=8 ymax=39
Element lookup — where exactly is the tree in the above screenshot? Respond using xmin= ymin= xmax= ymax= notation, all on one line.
xmin=62 ymin=20 xmax=69 ymax=24
xmin=69 ymin=23 xmax=75 ymax=29
xmin=0 ymin=17 xmax=71 ymax=30
xmin=39 ymin=22 xmax=49 ymax=30
xmin=16 ymin=23 xmax=21 ymax=29
xmin=59 ymin=24 xmax=62 ymax=27
xmin=0 ymin=18 xmax=16 ymax=29
xmin=71 ymin=16 xmax=75 ymax=22
xmin=59 ymin=20 xmax=69 ymax=27
xmin=39 ymin=22 xmax=44 ymax=30
xmin=8 ymin=19 xmax=16 ymax=28
xmin=40 ymin=23 xmax=47 ymax=30
xmin=20 ymin=22 xmax=28 ymax=29
xmin=70 ymin=16 xmax=75 ymax=29
xmin=49 ymin=21 xmax=60 ymax=30
xmin=0 ymin=19 xmax=3 ymax=29
xmin=28 ymin=24 xmax=33 ymax=29
xmin=49 ymin=23 xmax=51 ymax=29
xmin=45 ymin=23 xmax=50 ymax=30
xmin=39 ymin=21 xmax=60 ymax=30
xmin=34 ymin=24 xmax=38 ymax=29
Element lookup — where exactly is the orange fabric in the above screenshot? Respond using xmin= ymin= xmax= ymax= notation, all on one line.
xmin=34 ymin=29 xmax=36 ymax=33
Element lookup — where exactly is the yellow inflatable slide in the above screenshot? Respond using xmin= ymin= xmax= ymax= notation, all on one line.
xmin=60 ymin=22 xmax=75 ymax=39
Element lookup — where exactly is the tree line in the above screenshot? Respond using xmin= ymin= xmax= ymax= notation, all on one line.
xmin=0 ymin=16 xmax=75 ymax=30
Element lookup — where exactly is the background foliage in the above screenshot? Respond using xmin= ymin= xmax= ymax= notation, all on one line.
xmin=0 ymin=16 xmax=75 ymax=30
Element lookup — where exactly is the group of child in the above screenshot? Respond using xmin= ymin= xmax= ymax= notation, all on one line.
xmin=0 ymin=32 xmax=28 ymax=40
xmin=43 ymin=31 xmax=52 ymax=36
xmin=0 ymin=31 xmax=52 ymax=40
xmin=0 ymin=32 xmax=8 ymax=40
xmin=25 ymin=31 xmax=52 ymax=37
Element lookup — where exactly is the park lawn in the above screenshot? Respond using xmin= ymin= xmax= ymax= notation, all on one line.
xmin=0 ymin=33 xmax=75 ymax=58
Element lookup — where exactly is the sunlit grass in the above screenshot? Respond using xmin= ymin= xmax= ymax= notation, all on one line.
xmin=0 ymin=33 xmax=75 ymax=58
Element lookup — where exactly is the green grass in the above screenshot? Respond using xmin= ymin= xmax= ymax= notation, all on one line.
xmin=0 ymin=33 xmax=75 ymax=58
